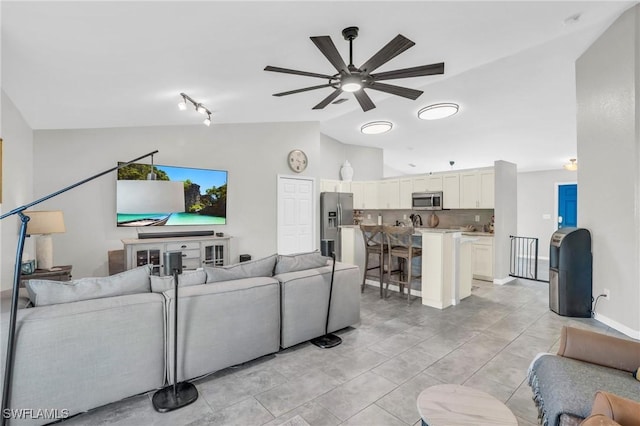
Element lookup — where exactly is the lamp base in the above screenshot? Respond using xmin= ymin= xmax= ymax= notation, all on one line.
xmin=35 ymin=234 xmax=54 ymax=271
xmin=151 ymin=381 xmax=198 ymax=413
xmin=310 ymin=333 xmax=342 ymax=349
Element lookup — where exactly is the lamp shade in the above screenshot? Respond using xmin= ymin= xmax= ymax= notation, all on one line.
xmin=25 ymin=211 xmax=66 ymax=235
xmin=117 ymin=181 xmax=185 ymax=214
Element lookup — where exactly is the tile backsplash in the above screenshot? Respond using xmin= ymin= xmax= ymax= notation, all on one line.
xmin=356 ymin=209 xmax=494 ymax=231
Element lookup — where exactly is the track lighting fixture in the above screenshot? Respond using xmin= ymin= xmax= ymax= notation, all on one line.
xmin=178 ymin=92 xmax=212 ymax=126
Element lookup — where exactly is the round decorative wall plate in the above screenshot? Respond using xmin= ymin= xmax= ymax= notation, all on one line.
xmin=287 ymin=149 xmax=308 ymax=173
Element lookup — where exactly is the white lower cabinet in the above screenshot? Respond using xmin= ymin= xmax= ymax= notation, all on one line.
xmin=123 ymin=235 xmax=230 ymax=275
xmin=472 ymin=236 xmax=494 ymax=281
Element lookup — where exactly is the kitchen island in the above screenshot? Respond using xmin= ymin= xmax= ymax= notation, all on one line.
xmin=340 ymin=226 xmax=479 ymax=309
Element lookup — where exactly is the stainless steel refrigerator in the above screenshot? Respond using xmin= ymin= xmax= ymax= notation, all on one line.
xmin=320 ymin=192 xmax=354 ymax=261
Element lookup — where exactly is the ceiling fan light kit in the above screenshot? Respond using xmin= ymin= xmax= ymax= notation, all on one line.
xmin=265 ymin=26 xmax=445 ymax=112
xmin=418 ymin=103 xmax=459 ymax=120
xmin=361 ymin=121 xmax=393 ymax=135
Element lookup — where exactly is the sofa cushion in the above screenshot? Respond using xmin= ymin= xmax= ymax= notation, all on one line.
xmin=205 ymin=254 xmax=277 ymax=283
xmin=25 ymin=265 xmax=151 ymax=307
xmin=274 ymin=251 xmax=329 ymax=275
xmin=150 ymin=269 xmax=207 ymax=293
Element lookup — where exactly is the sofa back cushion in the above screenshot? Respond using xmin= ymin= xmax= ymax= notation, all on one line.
xmin=205 ymin=254 xmax=277 ymax=283
xmin=274 ymin=251 xmax=329 ymax=275
xmin=150 ymin=270 xmax=207 ymax=293
xmin=25 ymin=265 xmax=151 ymax=307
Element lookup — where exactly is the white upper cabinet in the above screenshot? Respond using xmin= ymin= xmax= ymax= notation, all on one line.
xmin=363 ymin=181 xmax=379 ymax=209
xmin=426 ymin=175 xmax=443 ymax=191
xmin=442 ymin=173 xmax=460 ymax=209
xmin=399 ymin=178 xmax=413 ymax=209
xmin=378 ymin=179 xmax=400 ymax=209
xmin=351 ymin=181 xmax=364 ymax=209
xmin=459 ymin=170 xmax=494 ymax=209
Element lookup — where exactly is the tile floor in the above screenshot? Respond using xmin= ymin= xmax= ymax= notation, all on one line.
xmin=60 ymin=279 xmax=620 ymax=426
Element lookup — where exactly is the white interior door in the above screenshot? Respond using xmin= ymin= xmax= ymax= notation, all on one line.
xmin=277 ymin=175 xmax=315 ymax=254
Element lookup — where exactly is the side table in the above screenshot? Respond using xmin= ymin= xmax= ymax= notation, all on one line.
xmin=417 ymin=384 xmax=517 ymax=426
xmin=20 ymin=265 xmax=72 ymax=287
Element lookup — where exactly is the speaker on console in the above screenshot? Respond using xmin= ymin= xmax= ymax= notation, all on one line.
xmin=163 ymin=251 xmax=183 ymax=275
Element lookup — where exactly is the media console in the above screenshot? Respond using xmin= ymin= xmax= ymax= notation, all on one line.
xmin=122 ymin=235 xmax=231 ymax=275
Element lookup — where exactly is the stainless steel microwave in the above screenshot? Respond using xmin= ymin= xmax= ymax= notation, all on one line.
xmin=411 ymin=191 xmax=443 ymax=210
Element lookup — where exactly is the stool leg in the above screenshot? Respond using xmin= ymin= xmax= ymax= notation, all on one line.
xmin=378 ymin=252 xmax=384 ymax=298
xmin=361 ymin=250 xmax=369 ymax=293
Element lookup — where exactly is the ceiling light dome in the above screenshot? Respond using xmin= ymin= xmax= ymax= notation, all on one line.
xmin=563 ymin=158 xmax=577 ymax=171
xmin=418 ymin=103 xmax=459 ymax=120
xmin=341 ymin=75 xmax=363 ymax=93
xmin=361 ymin=121 xmax=393 ymax=135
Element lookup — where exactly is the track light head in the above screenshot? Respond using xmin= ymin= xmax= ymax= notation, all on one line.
xmin=178 ymin=94 xmax=188 ymax=111
xmin=178 ymin=93 xmax=212 ymax=126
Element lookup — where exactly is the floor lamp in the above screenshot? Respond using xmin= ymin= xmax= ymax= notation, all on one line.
xmin=0 ymin=150 xmax=159 ymax=426
xmin=310 ymin=239 xmax=342 ymax=349
xmin=152 ymin=251 xmax=198 ymax=412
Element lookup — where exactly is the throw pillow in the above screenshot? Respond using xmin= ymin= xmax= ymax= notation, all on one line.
xmin=205 ymin=254 xmax=277 ymax=283
xmin=150 ymin=269 xmax=207 ymax=293
xmin=26 ymin=265 xmax=152 ymax=307
xmin=274 ymin=250 xmax=329 ymax=275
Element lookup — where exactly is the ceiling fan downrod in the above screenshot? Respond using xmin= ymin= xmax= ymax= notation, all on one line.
xmin=342 ymin=26 xmax=359 ymax=69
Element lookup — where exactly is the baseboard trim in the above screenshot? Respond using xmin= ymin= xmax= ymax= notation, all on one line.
xmin=493 ymin=276 xmax=516 ymax=285
xmin=593 ymin=313 xmax=640 ymax=339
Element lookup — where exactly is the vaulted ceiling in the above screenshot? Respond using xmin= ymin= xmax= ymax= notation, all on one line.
xmin=2 ymin=1 xmax=635 ymax=174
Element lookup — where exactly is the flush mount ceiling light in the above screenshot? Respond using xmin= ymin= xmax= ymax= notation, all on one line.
xmin=563 ymin=158 xmax=578 ymax=171
xmin=178 ymin=93 xmax=212 ymax=126
xmin=418 ymin=103 xmax=459 ymax=120
xmin=361 ymin=121 xmax=393 ymax=135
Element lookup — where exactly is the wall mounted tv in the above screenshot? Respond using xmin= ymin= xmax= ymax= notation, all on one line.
xmin=116 ymin=163 xmax=227 ymax=227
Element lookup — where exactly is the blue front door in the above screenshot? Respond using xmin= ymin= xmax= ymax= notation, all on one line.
xmin=558 ymin=184 xmax=577 ymax=228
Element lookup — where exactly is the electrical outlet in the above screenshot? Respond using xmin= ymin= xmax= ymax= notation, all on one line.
xmin=603 ymin=288 xmax=610 ymax=300
xmin=403 ymin=214 xmax=407 ymax=220
xmin=475 ymin=215 xmax=480 ymax=222
xmin=367 ymin=214 xmax=371 ymax=220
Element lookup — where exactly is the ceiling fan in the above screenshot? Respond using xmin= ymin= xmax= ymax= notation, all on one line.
xmin=264 ymin=26 xmax=445 ymax=112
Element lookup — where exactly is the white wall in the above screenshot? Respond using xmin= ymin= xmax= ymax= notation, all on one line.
xmin=32 ymin=123 xmax=382 ymax=279
xmin=319 ymin=133 xmax=383 ymax=181
xmin=576 ymin=5 xmax=640 ymax=337
xmin=517 ymin=169 xmax=578 ymax=256
xmin=493 ymin=160 xmax=517 ymax=283
xmin=1 ymin=91 xmax=35 ymax=291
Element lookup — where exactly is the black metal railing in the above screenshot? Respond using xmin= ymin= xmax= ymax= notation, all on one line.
xmin=510 ymin=235 xmax=549 ymax=282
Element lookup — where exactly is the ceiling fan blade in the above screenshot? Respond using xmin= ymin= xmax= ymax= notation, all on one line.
xmin=310 ymin=36 xmax=349 ymax=73
xmin=354 ymin=90 xmax=376 ymax=112
xmin=359 ymin=34 xmax=415 ymax=74
xmin=313 ymin=88 xmax=343 ymax=110
xmin=273 ymin=84 xmax=335 ymax=97
xmin=367 ymin=82 xmax=423 ymax=100
xmin=264 ymin=65 xmax=334 ymax=80
xmin=370 ymin=63 xmax=445 ymax=81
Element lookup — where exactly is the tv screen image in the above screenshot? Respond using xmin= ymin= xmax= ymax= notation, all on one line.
xmin=117 ymin=163 xmax=227 ymax=227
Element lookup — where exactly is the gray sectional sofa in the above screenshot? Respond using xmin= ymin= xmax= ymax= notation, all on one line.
xmin=1 ymin=252 xmax=360 ymax=425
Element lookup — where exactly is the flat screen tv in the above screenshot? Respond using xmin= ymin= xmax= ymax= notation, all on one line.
xmin=117 ymin=162 xmax=227 ymax=227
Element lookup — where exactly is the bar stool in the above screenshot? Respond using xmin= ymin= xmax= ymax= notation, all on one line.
xmin=360 ymin=224 xmax=387 ymax=298
xmin=383 ymin=225 xmax=422 ymax=304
